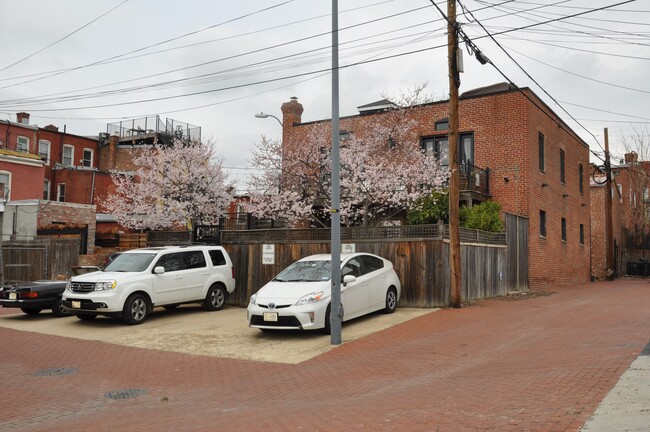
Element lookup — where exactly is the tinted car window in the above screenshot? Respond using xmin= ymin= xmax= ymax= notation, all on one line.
xmin=183 ymin=251 xmax=207 ymax=269
xmin=342 ymin=258 xmax=362 ymax=278
xmin=209 ymin=250 xmax=226 ymax=266
xmin=360 ymin=255 xmax=384 ymax=275
xmin=155 ymin=253 xmax=184 ymax=272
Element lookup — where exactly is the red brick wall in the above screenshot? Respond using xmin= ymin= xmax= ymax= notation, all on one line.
xmin=281 ymin=87 xmax=592 ymax=288
xmin=0 ymin=156 xmax=44 ymax=200
xmin=590 ymin=183 xmax=622 ymax=280
xmin=38 ymin=201 xmax=96 ymax=253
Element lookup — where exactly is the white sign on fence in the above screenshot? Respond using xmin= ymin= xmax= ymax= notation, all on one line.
xmin=262 ymin=244 xmax=275 ymax=265
xmin=342 ymin=243 xmax=356 ymax=254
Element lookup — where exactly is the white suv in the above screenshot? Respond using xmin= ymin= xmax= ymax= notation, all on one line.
xmin=62 ymin=245 xmax=235 ymax=325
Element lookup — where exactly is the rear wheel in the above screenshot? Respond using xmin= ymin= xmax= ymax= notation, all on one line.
xmin=20 ymin=307 xmax=42 ymax=315
xmin=122 ymin=294 xmax=149 ymax=325
xmin=203 ymin=284 xmax=226 ymax=311
xmin=384 ymin=287 xmax=398 ymax=314
xmin=51 ymin=297 xmax=72 ymax=317
xmin=322 ymin=304 xmax=332 ymax=335
xmin=76 ymin=314 xmax=97 ymax=321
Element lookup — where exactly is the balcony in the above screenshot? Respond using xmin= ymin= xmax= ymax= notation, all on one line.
xmin=459 ymin=163 xmax=491 ymax=206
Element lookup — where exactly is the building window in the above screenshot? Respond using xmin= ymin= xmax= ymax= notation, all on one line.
xmin=420 ymin=132 xmax=474 ymax=167
xmin=561 ymin=217 xmax=567 ymax=242
xmin=559 ymin=149 xmax=565 ymax=183
xmin=538 ymin=132 xmax=545 ymax=171
xmin=17 ymin=136 xmax=29 ymax=152
xmin=39 ymin=140 xmax=51 ymax=164
xmin=578 ymin=163 xmax=584 ymax=194
xmin=62 ymin=145 xmax=74 ymax=166
xmin=82 ymin=148 xmax=94 ymax=167
xmin=579 ymin=224 xmax=584 ymax=245
xmin=0 ymin=171 xmax=11 ymax=200
xmin=435 ymin=118 xmax=449 ymax=131
xmin=539 ymin=210 xmax=546 ymax=237
xmin=43 ymin=179 xmax=51 ymax=200
xmin=57 ymin=183 xmax=66 ymax=202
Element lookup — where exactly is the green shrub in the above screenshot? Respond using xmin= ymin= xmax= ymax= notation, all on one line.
xmin=459 ymin=201 xmax=504 ymax=232
xmin=407 ymin=189 xmax=449 ymax=225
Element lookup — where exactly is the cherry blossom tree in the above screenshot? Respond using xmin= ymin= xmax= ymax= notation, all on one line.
xmin=102 ymin=139 xmax=232 ymax=231
xmin=248 ymin=85 xmax=448 ymax=226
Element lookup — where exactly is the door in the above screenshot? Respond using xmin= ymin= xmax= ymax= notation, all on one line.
xmin=359 ymin=255 xmax=388 ymax=311
xmin=152 ymin=252 xmax=187 ymax=304
xmin=178 ymin=250 xmax=210 ymax=301
xmin=340 ymin=257 xmax=370 ymax=320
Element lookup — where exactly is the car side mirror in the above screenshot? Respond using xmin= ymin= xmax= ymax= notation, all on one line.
xmin=153 ymin=266 xmax=165 ymax=275
xmin=342 ymin=275 xmax=356 ymax=286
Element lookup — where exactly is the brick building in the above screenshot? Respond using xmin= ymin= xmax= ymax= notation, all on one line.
xmin=279 ymin=83 xmax=591 ymax=289
xmin=589 ymin=169 xmax=623 ymax=280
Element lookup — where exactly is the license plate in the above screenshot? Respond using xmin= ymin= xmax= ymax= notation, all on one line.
xmin=263 ymin=312 xmax=278 ymax=322
xmin=9 ymin=293 xmax=17 ymax=300
xmin=72 ymin=301 xmax=81 ymax=309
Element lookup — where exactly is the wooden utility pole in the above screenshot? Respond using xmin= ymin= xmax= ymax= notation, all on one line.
xmin=448 ymin=0 xmax=462 ymax=308
xmin=604 ymin=128 xmax=614 ymax=274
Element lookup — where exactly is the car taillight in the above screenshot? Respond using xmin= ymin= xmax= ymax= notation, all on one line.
xmin=20 ymin=292 xmax=38 ymax=298
xmin=231 ymin=267 xmax=235 ymax=279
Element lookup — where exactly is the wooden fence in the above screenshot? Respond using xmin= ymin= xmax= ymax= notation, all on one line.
xmin=221 ymin=225 xmax=514 ymax=308
xmin=1 ymin=238 xmax=80 ymax=283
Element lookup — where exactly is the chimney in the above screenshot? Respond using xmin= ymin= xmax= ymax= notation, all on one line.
xmin=16 ymin=112 xmax=30 ymax=125
xmin=99 ymin=133 xmax=120 ymax=171
xmin=281 ymin=96 xmax=303 ymax=126
xmin=624 ymin=152 xmax=638 ymax=164
xmin=43 ymin=124 xmax=59 ymax=132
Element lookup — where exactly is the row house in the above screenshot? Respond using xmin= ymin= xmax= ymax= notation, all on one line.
xmin=279 ymin=83 xmax=592 ymax=289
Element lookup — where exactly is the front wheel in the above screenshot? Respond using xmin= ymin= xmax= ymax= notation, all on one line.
xmin=20 ymin=307 xmax=42 ymax=315
xmin=203 ymin=285 xmax=226 ymax=311
xmin=51 ymin=297 xmax=72 ymax=317
xmin=122 ymin=294 xmax=149 ymax=325
xmin=384 ymin=287 xmax=398 ymax=314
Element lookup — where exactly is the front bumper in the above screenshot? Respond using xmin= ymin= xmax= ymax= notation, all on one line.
xmin=62 ymin=290 xmax=124 ymax=314
xmin=247 ymin=302 xmax=328 ymax=331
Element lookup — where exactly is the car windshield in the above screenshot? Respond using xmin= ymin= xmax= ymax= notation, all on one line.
xmin=273 ymin=260 xmax=332 ymax=282
xmin=103 ymin=253 xmax=157 ymax=273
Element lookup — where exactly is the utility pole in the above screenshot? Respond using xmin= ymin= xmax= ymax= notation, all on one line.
xmin=448 ymin=0 xmax=462 ymax=308
xmin=330 ymin=0 xmax=342 ymax=345
xmin=604 ymin=127 xmax=614 ymax=275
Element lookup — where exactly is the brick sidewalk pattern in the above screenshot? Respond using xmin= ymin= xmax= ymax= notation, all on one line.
xmin=2 ymin=279 xmax=650 ymax=431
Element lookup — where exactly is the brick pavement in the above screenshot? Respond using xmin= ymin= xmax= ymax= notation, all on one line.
xmin=2 ymin=278 xmax=650 ymax=431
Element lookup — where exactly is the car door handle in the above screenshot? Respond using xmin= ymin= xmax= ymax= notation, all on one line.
xmin=202 ymin=272 xmax=210 ymax=276
xmin=174 ymin=276 xmax=182 ymax=280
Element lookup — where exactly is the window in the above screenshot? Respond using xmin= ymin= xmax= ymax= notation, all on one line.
xmin=209 ymin=250 xmax=226 ymax=266
xmin=39 ymin=140 xmax=51 ymax=164
xmin=359 ymin=255 xmax=384 ymax=274
xmin=435 ymin=118 xmax=449 ymax=131
xmin=559 ymin=149 xmax=565 ymax=183
xmin=538 ymin=132 xmax=545 ymax=171
xmin=578 ymin=163 xmax=584 ymax=194
xmin=561 ymin=217 xmax=567 ymax=242
xmin=342 ymin=258 xmax=362 ymax=278
xmin=539 ymin=210 xmax=547 ymax=237
xmin=62 ymin=145 xmax=74 ymax=166
xmin=0 ymin=171 xmax=11 ymax=200
xmin=420 ymin=132 xmax=474 ymax=167
xmin=82 ymin=148 xmax=93 ymax=167
xmin=43 ymin=179 xmax=50 ymax=200
xmin=57 ymin=183 xmax=66 ymax=202
xmin=580 ymin=224 xmax=584 ymax=245
xmin=17 ymin=136 xmax=29 ymax=152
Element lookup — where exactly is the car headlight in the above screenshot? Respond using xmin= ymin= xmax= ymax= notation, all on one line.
xmin=295 ymin=291 xmax=324 ymax=306
xmin=95 ymin=280 xmax=117 ymax=291
xmin=66 ymin=281 xmax=72 ymax=292
xmin=249 ymin=294 xmax=257 ymax=305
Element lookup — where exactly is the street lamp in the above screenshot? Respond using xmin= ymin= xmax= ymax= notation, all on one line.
xmin=254 ymin=112 xmax=282 ymax=127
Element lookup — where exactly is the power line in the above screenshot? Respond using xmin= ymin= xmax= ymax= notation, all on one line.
xmin=0 ymin=0 xmax=131 ymax=73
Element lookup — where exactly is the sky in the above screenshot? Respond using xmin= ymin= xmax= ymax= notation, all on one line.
xmin=0 ymin=0 xmax=648 ymax=192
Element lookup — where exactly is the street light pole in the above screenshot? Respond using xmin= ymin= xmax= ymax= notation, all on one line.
xmin=254 ymin=112 xmax=282 ymax=127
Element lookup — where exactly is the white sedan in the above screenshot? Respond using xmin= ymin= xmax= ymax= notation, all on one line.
xmin=247 ymin=253 xmax=401 ymax=332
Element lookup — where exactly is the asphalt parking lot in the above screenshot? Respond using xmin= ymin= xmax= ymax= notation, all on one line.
xmin=0 ymin=305 xmax=433 ymax=363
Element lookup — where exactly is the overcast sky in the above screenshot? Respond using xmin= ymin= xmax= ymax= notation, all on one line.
xmin=0 ymin=0 xmax=648 ymax=192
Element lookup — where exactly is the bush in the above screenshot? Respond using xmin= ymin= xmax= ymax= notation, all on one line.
xmin=407 ymin=189 xmax=449 ymax=225
xmin=459 ymin=201 xmax=504 ymax=232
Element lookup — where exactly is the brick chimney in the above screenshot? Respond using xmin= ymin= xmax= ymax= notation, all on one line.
xmin=99 ymin=133 xmax=119 ymax=171
xmin=281 ymin=97 xmax=303 ymax=127
xmin=624 ymin=152 xmax=638 ymax=164
xmin=16 ymin=112 xmax=30 ymax=125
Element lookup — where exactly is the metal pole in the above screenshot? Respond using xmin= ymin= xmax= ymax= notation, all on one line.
xmin=604 ymin=128 xmax=614 ymax=276
xmin=330 ymin=0 xmax=342 ymax=345
xmin=448 ymin=0 xmax=462 ymax=308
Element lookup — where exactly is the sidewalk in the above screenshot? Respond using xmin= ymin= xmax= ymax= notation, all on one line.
xmin=2 ymin=278 xmax=650 ymax=431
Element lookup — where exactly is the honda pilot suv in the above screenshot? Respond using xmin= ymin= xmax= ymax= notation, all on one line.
xmin=62 ymin=245 xmax=235 ymax=325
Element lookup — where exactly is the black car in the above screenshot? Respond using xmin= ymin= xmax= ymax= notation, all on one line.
xmin=0 ymin=266 xmax=101 ymax=317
